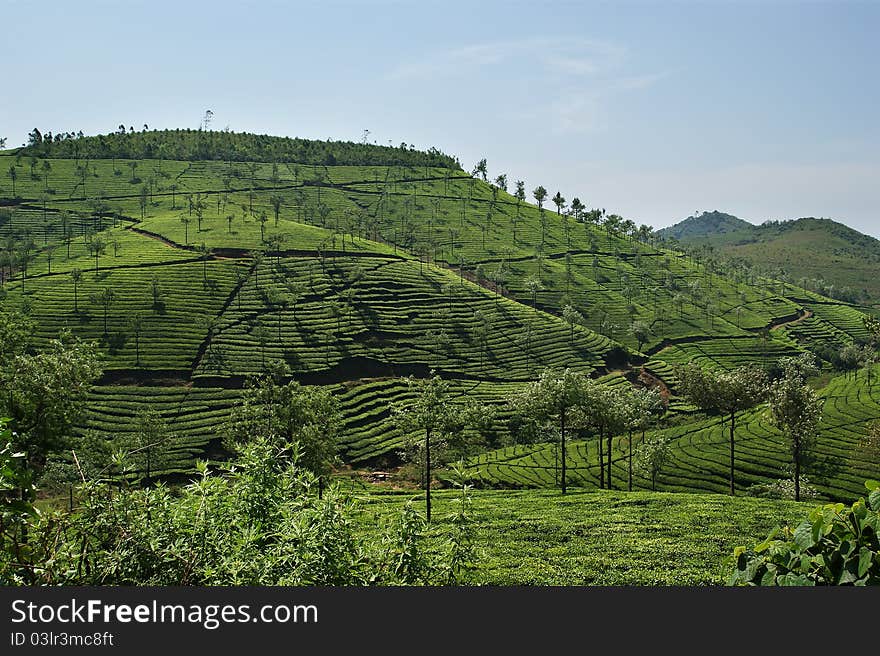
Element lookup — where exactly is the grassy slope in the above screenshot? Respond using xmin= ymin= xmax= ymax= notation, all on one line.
xmin=355 ymin=487 xmax=808 ymax=585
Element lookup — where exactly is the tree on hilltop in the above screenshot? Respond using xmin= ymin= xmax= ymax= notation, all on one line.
xmin=533 ymin=185 xmax=547 ymax=211
xmin=472 ymin=159 xmax=488 ymax=181
xmin=552 ymin=191 xmax=566 ymax=215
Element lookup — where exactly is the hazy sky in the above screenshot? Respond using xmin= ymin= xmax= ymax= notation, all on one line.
xmin=2 ymin=0 xmax=878 ymax=236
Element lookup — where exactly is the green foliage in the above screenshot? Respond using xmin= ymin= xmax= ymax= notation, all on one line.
xmin=19 ymin=129 xmax=460 ymax=169
xmin=225 ymin=361 xmax=341 ymax=476
xmin=767 ymin=354 xmax=823 ymax=500
xmin=0 ymin=419 xmax=40 ymax=584
xmin=4 ymin=437 xmax=476 ymax=585
xmin=355 ymin=487 xmax=807 ymax=585
xmin=865 ymin=315 xmax=880 ymax=345
xmin=675 ymin=362 xmax=768 ymax=416
xmin=729 ymin=480 xmax=880 ymax=585
xmin=634 ymin=435 xmax=671 ymax=491
xmin=393 ymin=373 xmax=490 ymax=519
xmin=1 ymin=328 xmax=102 ymax=474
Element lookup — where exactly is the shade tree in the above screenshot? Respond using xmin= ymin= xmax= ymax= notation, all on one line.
xmin=767 ymin=354 xmax=823 ymax=501
xmin=675 ymin=362 xmax=768 ymax=495
xmin=393 ymin=373 xmax=488 ymax=520
xmin=508 ymin=368 xmax=594 ymax=494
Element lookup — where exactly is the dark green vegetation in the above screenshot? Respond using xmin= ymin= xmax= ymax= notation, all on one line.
xmin=1 ymin=131 xmax=878 ymax=512
xmin=730 ymin=480 xmax=880 ymax=585
xmin=660 ymin=211 xmax=880 ymax=305
xmin=16 ymin=127 xmax=459 ymax=168
xmin=2 ymin=429 xmax=478 ymax=585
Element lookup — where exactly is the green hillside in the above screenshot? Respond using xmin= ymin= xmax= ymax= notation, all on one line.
xmin=658 ymin=210 xmax=752 ymax=240
xmin=2 ymin=130 xmax=877 ymax=495
xmin=660 ymin=212 xmax=880 ymax=305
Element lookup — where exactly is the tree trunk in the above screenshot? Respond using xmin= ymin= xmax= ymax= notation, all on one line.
xmin=794 ymin=434 xmax=801 ymax=502
xmin=560 ymin=406 xmax=567 ymax=494
xmin=425 ymin=427 xmax=432 ymax=521
xmin=628 ymin=431 xmax=633 ymax=492
xmin=598 ymin=428 xmax=604 ymax=489
xmin=729 ymin=411 xmax=736 ymax=496
xmin=607 ymin=433 xmax=613 ymax=490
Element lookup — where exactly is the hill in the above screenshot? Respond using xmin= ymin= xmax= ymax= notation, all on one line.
xmin=660 ymin=212 xmax=880 ymax=305
xmin=1 ymin=129 xmax=876 ymax=497
xmin=658 ymin=210 xmax=752 ymax=241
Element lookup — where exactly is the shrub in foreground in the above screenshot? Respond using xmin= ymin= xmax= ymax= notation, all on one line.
xmin=1 ymin=436 xmax=475 ymax=586
xmin=729 ymin=480 xmax=880 ymax=585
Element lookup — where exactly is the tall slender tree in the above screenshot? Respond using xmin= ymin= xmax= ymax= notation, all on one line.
xmin=87 ymin=236 xmax=106 ymax=273
xmin=70 ymin=268 xmax=83 ymax=312
xmin=676 ymin=363 xmax=768 ymax=495
xmin=179 ymin=215 xmax=192 ymax=245
xmin=552 ymin=191 xmax=566 ymax=215
xmin=90 ymin=287 xmax=115 ymax=335
xmin=510 ymin=368 xmax=594 ymax=494
xmin=532 ymin=185 xmax=547 ymax=211
xmin=767 ymin=355 xmax=823 ymax=501
xmin=393 ymin=373 xmax=486 ymax=521
xmin=270 ymin=194 xmax=284 ymax=227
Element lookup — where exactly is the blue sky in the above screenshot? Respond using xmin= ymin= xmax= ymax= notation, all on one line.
xmin=2 ymin=0 xmax=878 ymax=236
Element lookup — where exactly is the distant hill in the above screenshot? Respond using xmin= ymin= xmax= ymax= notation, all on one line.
xmin=660 ymin=212 xmax=880 ymax=305
xmin=657 ymin=211 xmax=752 ymax=241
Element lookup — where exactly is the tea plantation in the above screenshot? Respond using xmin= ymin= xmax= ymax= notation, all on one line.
xmin=2 ymin=131 xmax=877 ymax=500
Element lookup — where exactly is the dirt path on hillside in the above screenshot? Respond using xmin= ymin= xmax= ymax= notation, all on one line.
xmin=770 ymin=308 xmax=813 ymax=331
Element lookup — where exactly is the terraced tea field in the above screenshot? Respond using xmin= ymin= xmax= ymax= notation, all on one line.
xmin=3 ymin=134 xmax=877 ymax=489
xmin=467 ymin=365 xmax=880 ymax=500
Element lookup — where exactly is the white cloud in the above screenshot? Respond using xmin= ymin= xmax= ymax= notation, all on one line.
xmin=387 ymin=36 xmax=626 ymax=81
xmin=542 ymin=72 xmax=670 ymax=134
xmin=386 ymin=36 xmax=665 ymax=135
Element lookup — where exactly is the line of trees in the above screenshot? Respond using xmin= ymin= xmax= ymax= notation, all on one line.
xmin=676 ymin=355 xmax=825 ymax=501
xmin=17 ymin=128 xmax=461 ymax=169
xmin=509 ymin=368 xmax=665 ymax=493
